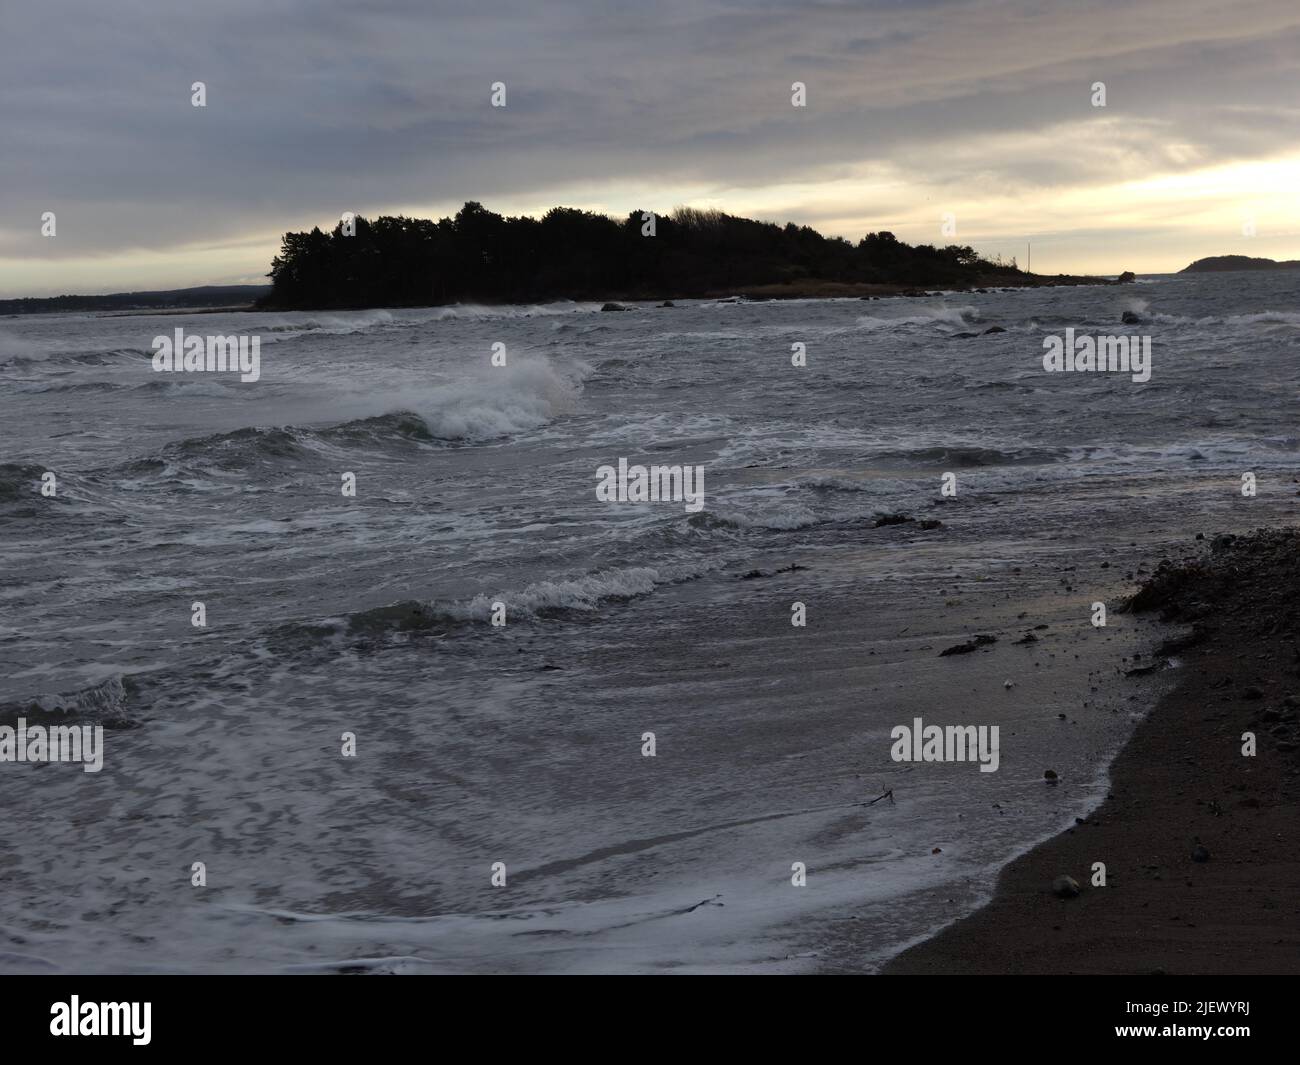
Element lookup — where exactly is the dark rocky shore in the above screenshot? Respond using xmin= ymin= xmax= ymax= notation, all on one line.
xmin=885 ymin=527 xmax=1300 ymax=974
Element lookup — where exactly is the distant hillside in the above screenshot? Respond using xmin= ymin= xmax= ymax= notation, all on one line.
xmin=1180 ymin=255 xmax=1300 ymax=273
xmin=0 ymin=285 xmax=271 ymax=316
xmin=262 ymin=201 xmax=1121 ymax=310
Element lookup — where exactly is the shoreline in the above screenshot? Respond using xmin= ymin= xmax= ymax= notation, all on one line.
xmin=882 ymin=527 xmax=1300 ymax=975
xmin=4 ymin=275 xmax=1135 ymax=318
xmin=251 ymin=274 xmax=1129 ymax=313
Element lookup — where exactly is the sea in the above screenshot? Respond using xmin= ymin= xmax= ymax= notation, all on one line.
xmin=1 ymin=270 xmax=1296 ymax=972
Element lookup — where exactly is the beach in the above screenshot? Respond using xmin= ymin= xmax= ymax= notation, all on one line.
xmin=884 ymin=528 xmax=1300 ymax=974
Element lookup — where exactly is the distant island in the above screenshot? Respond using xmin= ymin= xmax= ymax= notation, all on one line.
xmin=0 ymin=285 xmax=271 ymax=316
xmin=260 ymin=202 xmax=1128 ymax=310
xmin=1180 ymin=255 xmax=1300 ymax=273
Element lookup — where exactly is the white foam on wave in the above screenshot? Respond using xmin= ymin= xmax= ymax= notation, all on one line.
xmin=1222 ymin=310 xmax=1300 ymax=327
xmin=855 ymin=305 xmax=978 ymax=330
xmin=797 ymin=474 xmax=882 ymax=493
xmin=406 ymin=355 xmax=591 ymax=440
xmin=0 ymin=328 xmax=150 ymax=365
xmin=23 ymin=674 xmax=128 ymax=716
xmin=449 ymin=561 xmax=706 ymax=620
xmin=701 ymin=502 xmax=820 ymax=530
xmin=0 ymin=327 xmax=39 ymax=359
xmin=252 ymin=309 xmax=396 ymax=341
xmin=1138 ymin=308 xmax=1300 ymax=328
xmin=428 ymin=301 xmax=603 ymax=320
xmin=289 ymin=353 xmax=592 ymax=442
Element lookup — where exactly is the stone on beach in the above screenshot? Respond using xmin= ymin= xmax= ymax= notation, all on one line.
xmin=1052 ymin=875 xmax=1080 ymax=898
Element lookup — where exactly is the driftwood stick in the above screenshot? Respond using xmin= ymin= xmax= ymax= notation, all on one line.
xmin=854 ymin=788 xmax=894 ymax=808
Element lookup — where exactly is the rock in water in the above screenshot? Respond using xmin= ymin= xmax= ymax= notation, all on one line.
xmin=1121 ymin=310 xmax=1141 ymax=324
xmin=601 ymin=302 xmax=626 ymax=312
xmin=1052 ymin=875 xmax=1080 ymax=898
xmin=1044 ymin=769 xmax=1059 ymax=784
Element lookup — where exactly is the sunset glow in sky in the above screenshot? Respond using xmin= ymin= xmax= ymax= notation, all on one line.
xmin=5 ymin=0 xmax=1299 ymax=296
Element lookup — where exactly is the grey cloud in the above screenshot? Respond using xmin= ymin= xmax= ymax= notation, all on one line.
xmin=2 ymin=0 xmax=1298 ymax=286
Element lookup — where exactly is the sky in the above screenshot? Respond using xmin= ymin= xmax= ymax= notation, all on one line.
xmin=4 ymin=0 xmax=1300 ymax=297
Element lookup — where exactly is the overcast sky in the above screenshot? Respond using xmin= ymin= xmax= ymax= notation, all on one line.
xmin=4 ymin=0 xmax=1300 ymax=296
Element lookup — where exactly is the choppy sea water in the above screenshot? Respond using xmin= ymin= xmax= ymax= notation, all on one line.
xmin=1 ymin=271 xmax=1296 ymax=973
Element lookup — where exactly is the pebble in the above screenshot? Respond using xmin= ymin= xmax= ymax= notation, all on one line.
xmin=1052 ymin=875 xmax=1080 ymax=898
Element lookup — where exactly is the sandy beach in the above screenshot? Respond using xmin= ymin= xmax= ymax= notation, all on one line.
xmin=885 ymin=527 xmax=1300 ymax=974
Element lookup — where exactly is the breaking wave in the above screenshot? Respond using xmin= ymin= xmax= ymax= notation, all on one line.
xmin=855 ymin=305 xmax=981 ymax=331
xmin=275 ymin=562 xmax=710 ymax=648
xmin=0 ymin=674 xmax=139 ymax=729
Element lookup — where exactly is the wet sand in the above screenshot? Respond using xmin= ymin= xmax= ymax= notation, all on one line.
xmin=884 ymin=527 xmax=1300 ymax=974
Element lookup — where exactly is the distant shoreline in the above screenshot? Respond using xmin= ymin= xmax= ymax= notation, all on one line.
xmin=0 ymin=285 xmax=271 ymax=318
xmin=2 ymin=274 xmax=1132 ymax=317
xmin=11 ymin=259 xmax=1292 ymax=315
xmin=259 ymin=273 xmax=1128 ymax=311
xmin=1181 ymin=254 xmax=1300 ymax=273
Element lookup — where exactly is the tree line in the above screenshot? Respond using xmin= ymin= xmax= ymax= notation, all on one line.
xmin=262 ymin=201 xmax=1022 ymax=308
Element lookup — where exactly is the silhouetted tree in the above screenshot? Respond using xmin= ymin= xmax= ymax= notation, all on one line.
xmin=263 ymin=203 xmax=1017 ymax=308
